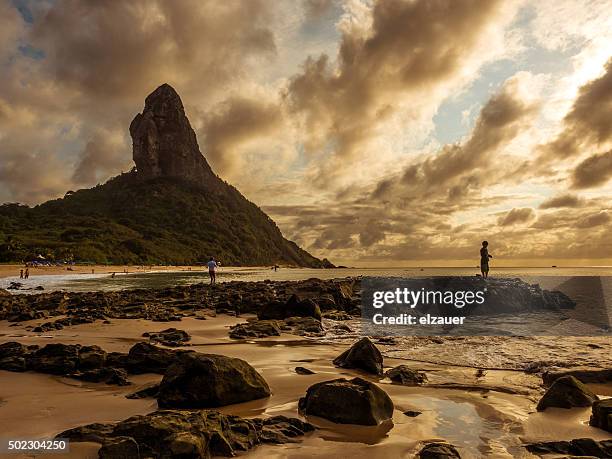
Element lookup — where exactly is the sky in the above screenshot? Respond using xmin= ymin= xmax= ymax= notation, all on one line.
xmin=0 ymin=0 xmax=611 ymax=267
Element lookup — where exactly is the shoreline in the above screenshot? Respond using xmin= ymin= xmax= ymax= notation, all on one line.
xmin=0 ymin=278 xmax=610 ymax=458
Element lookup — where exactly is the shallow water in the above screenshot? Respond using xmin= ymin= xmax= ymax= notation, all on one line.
xmin=4 ymin=266 xmax=612 ymax=293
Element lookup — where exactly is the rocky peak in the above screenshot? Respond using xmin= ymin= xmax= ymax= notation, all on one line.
xmin=130 ymin=83 xmax=218 ymax=187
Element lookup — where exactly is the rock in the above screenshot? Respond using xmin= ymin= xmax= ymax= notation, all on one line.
xmin=157 ymin=352 xmax=271 ymax=408
xmin=98 ymin=436 xmax=140 ymax=458
xmin=284 ymin=316 xmax=324 ymax=335
xmin=299 ymin=377 xmax=393 ymax=426
xmin=0 ymin=288 xmax=11 ymax=296
xmin=385 ymin=365 xmax=427 ymax=385
xmin=78 ymin=345 xmax=107 ymax=370
xmin=28 ymin=343 xmax=80 ymax=375
xmin=130 ymin=83 xmax=218 ymax=187
xmin=590 ymin=399 xmax=612 ymax=433
xmin=0 ymin=341 xmax=29 ymax=359
xmin=126 ymin=383 xmax=160 ymax=399
xmin=255 ymin=415 xmax=315 ymax=444
xmin=403 ymin=410 xmax=422 ymax=417
xmin=543 ymin=369 xmax=612 ymax=386
xmin=536 ymin=375 xmax=599 ymax=411
xmin=525 ymin=438 xmax=612 ymax=457
xmin=59 ymin=410 xmax=314 ymax=457
xmin=295 ymin=366 xmax=315 ymax=375
xmin=258 ymin=295 xmax=322 ymax=321
xmin=7 ymin=281 xmax=23 ymax=290
xmin=322 ymin=311 xmax=353 ymax=320
xmin=126 ymin=342 xmax=188 ymax=374
xmin=418 ymin=442 xmax=462 ymax=458
xmin=285 ymin=295 xmax=322 ymax=321
xmin=145 ymin=328 xmax=191 ymax=347
xmin=333 ymin=337 xmax=383 ymax=376
xmin=229 ymin=320 xmax=281 ymax=339
xmin=73 ymin=367 xmax=130 ymax=386
xmin=106 ymin=351 xmax=129 ymax=369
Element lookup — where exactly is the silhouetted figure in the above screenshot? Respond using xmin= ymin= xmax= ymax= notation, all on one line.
xmin=19 ymin=269 xmax=23 ymax=279
xmin=207 ymin=257 xmax=218 ymax=284
xmin=480 ymin=241 xmax=493 ymax=278
xmin=24 ymin=268 xmax=29 ymax=279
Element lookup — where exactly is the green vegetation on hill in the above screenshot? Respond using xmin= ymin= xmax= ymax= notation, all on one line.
xmin=0 ymin=172 xmax=327 ymax=267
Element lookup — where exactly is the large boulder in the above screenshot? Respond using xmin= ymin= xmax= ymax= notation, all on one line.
xmin=0 ymin=341 xmax=31 ymax=372
xmin=157 ymin=353 xmax=271 ymax=408
xmin=385 ymin=365 xmax=427 ymax=385
xmin=258 ymin=295 xmax=322 ymax=321
xmin=126 ymin=342 xmax=188 ymax=374
xmin=298 ymin=377 xmax=394 ymax=426
xmin=418 ymin=442 xmax=462 ymax=458
xmin=59 ymin=410 xmax=314 ymax=457
xmin=229 ymin=320 xmax=281 ymax=339
xmin=28 ymin=343 xmax=80 ymax=375
xmin=77 ymin=345 xmax=107 ymax=370
xmin=333 ymin=337 xmax=383 ymax=375
xmin=590 ymin=399 xmax=612 ymax=433
xmin=536 ymin=375 xmax=599 ymax=411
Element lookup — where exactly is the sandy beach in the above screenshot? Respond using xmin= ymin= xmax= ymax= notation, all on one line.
xmin=0 ymin=277 xmax=611 ymax=458
xmin=0 ymin=264 xmax=201 ymax=279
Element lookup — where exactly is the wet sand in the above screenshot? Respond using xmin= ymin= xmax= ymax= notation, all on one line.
xmin=1 ymin=315 xmax=610 ymax=458
xmin=0 ymin=264 xmax=201 ymax=280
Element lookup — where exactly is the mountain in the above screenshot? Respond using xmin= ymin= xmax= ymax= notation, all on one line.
xmin=0 ymin=84 xmax=331 ymax=267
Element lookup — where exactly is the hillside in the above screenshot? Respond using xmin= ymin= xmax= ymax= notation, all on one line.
xmin=0 ymin=84 xmax=330 ymax=267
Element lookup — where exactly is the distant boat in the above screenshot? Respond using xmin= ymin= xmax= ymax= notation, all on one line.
xmin=551 ymin=265 xmax=557 ymax=268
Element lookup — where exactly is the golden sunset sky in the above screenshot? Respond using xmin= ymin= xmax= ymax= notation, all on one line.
xmin=0 ymin=0 xmax=611 ymax=266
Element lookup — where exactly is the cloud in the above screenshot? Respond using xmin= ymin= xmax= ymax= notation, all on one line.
xmin=571 ymin=149 xmax=612 ymax=188
xmin=539 ymin=193 xmax=582 ymax=209
xmin=30 ymin=0 xmax=276 ymax=102
xmin=199 ymin=96 xmax=284 ymax=178
xmin=498 ymin=208 xmax=536 ymax=226
xmin=575 ymin=211 xmax=610 ymax=228
xmin=541 ymin=58 xmax=612 ymax=159
xmin=285 ymin=0 xmax=519 ymax=181
xmin=72 ymin=129 xmax=132 ymax=186
xmin=303 ymin=0 xmax=334 ymax=20
xmin=371 ymin=74 xmax=538 ymax=201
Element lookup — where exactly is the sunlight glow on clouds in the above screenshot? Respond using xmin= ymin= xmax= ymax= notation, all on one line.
xmin=0 ymin=0 xmax=611 ymax=265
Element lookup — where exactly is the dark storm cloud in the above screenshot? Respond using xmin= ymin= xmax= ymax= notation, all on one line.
xmin=575 ymin=211 xmax=610 ymax=228
xmin=498 ymin=208 xmax=536 ymax=226
xmin=539 ymin=193 xmax=582 ymax=209
xmin=30 ymin=0 xmax=276 ymax=101
xmin=541 ymin=58 xmax=612 ymax=159
xmin=571 ymin=149 xmax=612 ymax=189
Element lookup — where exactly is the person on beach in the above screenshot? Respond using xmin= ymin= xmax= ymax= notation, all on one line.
xmin=480 ymin=241 xmax=493 ymax=278
xmin=207 ymin=257 xmax=218 ymax=284
xmin=24 ymin=268 xmax=29 ymax=279
xmin=19 ymin=269 xmax=23 ymax=279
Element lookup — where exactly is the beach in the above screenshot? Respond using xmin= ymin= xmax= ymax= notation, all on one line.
xmin=0 ymin=276 xmax=610 ymax=458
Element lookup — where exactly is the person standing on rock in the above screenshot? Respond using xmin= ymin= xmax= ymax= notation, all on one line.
xmin=207 ymin=257 xmax=218 ymax=285
xmin=480 ymin=241 xmax=493 ymax=278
